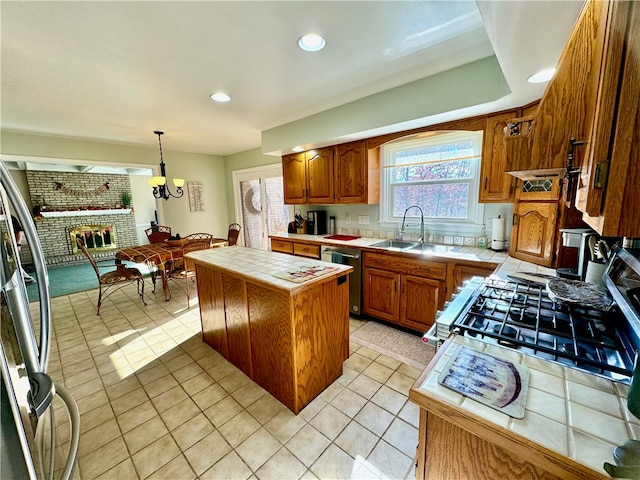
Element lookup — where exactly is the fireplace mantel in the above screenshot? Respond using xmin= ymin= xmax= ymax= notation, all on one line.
xmin=39 ymin=208 xmax=132 ymax=218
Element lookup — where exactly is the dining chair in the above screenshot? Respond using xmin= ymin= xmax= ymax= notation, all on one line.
xmin=227 ymin=223 xmax=241 ymax=246
xmin=75 ymin=237 xmax=146 ymax=314
xmin=167 ymin=233 xmax=213 ymax=306
xmin=145 ymin=225 xmax=172 ymax=244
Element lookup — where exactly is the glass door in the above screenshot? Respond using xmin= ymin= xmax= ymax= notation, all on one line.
xmin=233 ymin=164 xmax=292 ymax=250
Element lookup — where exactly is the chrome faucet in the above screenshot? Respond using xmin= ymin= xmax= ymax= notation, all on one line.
xmin=400 ymin=205 xmax=425 ymax=247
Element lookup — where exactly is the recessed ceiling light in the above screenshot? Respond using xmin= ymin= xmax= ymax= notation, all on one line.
xmin=210 ymin=92 xmax=231 ymax=102
xmin=292 ymin=146 xmax=304 ymax=153
xmin=527 ymin=68 xmax=556 ymax=84
xmin=298 ymin=33 xmax=326 ymax=52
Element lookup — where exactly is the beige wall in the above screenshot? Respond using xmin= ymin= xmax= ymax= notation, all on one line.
xmin=1 ymin=130 xmax=229 ymax=238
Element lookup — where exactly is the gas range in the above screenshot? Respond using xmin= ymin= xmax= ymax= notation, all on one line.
xmin=424 ymin=248 xmax=640 ymax=385
xmin=450 ymin=279 xmax=634 ymax=383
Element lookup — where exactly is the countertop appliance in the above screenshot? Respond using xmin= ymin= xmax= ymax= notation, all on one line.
xmin=307 ymin=210 xmax=327 ymax=235
xmin=425 ymin=247 xmax=640 ymax=385
xmin=1 ymin=162 xmax=80 ymax=479
xmin=321 ymin=246 xmax=361 ymax=315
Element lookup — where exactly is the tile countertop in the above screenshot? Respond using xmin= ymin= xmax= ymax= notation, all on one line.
xmin=186 ymin=245 xmax=353 ymax=294
xmin=269 ymin=232 xmax=558 ymax=278
xmin=413 ymin=335 xmax=636 ymax=477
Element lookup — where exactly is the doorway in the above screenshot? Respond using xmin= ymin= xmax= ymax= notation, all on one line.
xmin=233 ymin=164 xmax=292 ymax=249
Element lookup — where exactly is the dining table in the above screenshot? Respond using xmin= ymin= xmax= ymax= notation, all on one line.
xmin=115 ymin=238 xmax=227 ymax=301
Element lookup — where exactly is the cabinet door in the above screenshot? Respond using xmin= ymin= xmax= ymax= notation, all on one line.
xmin=480 ymin=110 xmax=518 ymax=202
xmin=222 ymin=275 xmax=252 ymax=377
xmin=335 ymin=141 xmax=367 ymax=203
xmin=282 ymin=153 xmax=307 ymax=204
xmin=527 ymin=0 xmax=620 ymax=175
xmin=306 ymin=147 xmax=334 ymax=203
xmin=400 ymin=275 xmax=443 ymax=331
xmin=452 ymin=264 xmax=496 ymax=293
xmin=577 ymin=0 xmax=639 ymax=235
xmin=509 ymin=202 xmax=558 ymax=267
xmin=363 ymin=267 xmax=399 ymax=323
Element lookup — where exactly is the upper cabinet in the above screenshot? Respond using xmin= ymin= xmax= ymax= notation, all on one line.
xmin=282 ymin=141 xmax=379 ymax=205
xmin=479 ymin=110 xmax=519 ymax=203
xmin=335 ymin=141 xmax=379 ymax=204
xmin=504 ymin=0 xmax=640 ymax=237
xmin=282 ymin=147 xmax=334 ymax=204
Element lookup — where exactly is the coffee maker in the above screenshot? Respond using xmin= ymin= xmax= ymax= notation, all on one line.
xmin=556 ymin=228 xmax=597 ymax=280
xmin=306 ymin=211 xmax=327 ymax=235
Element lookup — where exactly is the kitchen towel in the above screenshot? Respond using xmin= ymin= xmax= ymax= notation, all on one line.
xmin=331 ymin=252 xmax=344 ymax=263
xmin=492 ymin=215 xmax=505 ymax=250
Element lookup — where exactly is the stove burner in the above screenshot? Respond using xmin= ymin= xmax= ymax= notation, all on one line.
xmin=491 ymin=324 xmax=520 ymax=348
xmin=452 ymin=278 xmax=635 ymax=383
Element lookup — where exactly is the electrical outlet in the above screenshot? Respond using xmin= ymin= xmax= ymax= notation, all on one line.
xmin=357 ymin=215 xmax=369 ymax=225
xmin=345 ymin=213 xmax=351 ymax=224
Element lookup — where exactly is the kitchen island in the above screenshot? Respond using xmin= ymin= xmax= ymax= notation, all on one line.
xmin=186 ymin=246 xmax=353 ymax=414
xmin=409 ymin=335 xmax=628 ymax=480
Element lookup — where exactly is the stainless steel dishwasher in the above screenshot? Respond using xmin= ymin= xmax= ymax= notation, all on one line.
xmin=321 ymin=246 xmax=362 ymax=316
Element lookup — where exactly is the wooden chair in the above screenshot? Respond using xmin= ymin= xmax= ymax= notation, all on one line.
xmin=167 ymin=233 xmax=213 ymax=306
xmin=145 ymin=225 xmax=171 ymax=244
xmin=227 ymin=223 xmax=241 ymax=246
xmin=75 ymin=237 xmax=146 ymax=315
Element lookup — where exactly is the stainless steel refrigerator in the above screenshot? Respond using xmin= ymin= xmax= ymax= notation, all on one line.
xmin=0 ymin=161 xmax=80 ymax=479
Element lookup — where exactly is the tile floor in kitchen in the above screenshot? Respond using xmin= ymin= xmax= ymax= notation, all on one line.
xmin=42 ymin=280 xmax=421 ymax=480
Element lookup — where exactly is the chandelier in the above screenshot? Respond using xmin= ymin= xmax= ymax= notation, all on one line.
xmin=148 ymin=130 xmax=185 ymax=200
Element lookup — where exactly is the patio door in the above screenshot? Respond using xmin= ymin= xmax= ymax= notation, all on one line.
xmin=233 ymin=164 xmax=292 ymax=249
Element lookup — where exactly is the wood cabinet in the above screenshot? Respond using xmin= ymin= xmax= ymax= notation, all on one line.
xmin=509 ymin=202 xmax=559 ymax=267
xmin=509 ymin=178 xmax=587 ymax=268
xmin=334 ymin=140 xmax=379 ymax=204
xmin=506 ymin=0 xmax=620 ymax=177
xmin=504 ymin=0 xmax=640 ymax=237
xmin=282 ymin=147 xmax=334 ymax=204
xmin=363 ymin=252 xmax=446 ymax=332
xmin=479 ymin=110 xmax=518 ymax=203
xmin=282 ymin=141 xmax=379 ymax=205
xmin=194 ymin=256 xmax=350 ymax=414
xmin=270 ymin=238 xmax=320 ymax=260
xmin=448 ymin=263 xmax=497 ymax=299
xmin=577 ymin=0 xmax=640 ymax=236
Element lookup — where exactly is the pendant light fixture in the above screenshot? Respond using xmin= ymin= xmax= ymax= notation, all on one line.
xmin=148 ymin=130 xmax=185 ymax=200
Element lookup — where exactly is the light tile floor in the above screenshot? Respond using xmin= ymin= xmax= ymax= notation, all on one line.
xmin=40 ymin=279 xmax=421 ymax=480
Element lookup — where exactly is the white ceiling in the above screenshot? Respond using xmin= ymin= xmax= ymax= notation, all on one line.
xmin=1 ymin=0 xmax=584 ymax=168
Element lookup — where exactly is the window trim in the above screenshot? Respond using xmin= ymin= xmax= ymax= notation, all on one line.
xmin=378 ymin=130 xmax=485 ymax=236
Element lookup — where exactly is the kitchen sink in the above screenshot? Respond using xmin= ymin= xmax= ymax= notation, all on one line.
xmin=370 ymin=240 xmax=419 ymax=250
xmin=370 ymin=239 xmax=456 ymax=254
xmin=410 ymin=244 xmax=456 ymax=253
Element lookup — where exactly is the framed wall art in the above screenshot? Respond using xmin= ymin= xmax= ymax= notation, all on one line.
xmin=187 ymin=181 xmax=205 ymax=212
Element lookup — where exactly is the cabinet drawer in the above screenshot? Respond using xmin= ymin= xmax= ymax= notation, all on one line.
xmin=271 ymin=239 xmax=293 ymax=254
xmin=364 ymin=252 xmax=446 ymax=280
xmin=293 ymin=243 xmax=320 ymax=259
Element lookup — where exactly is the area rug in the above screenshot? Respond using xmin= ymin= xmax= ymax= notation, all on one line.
xmin=26 ymin=261 xmax=152 ymax=301
xmin=351 ymin=321 xmax=435 ymax=371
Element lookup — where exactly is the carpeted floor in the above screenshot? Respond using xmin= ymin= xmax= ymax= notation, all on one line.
xmin=351 ymin=320 xmax=435 ymax=371
xmin=26 ymin=261 xmax=152 ymax=301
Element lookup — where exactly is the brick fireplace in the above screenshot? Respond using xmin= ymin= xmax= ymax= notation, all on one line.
xmin=26 ymin=171 xmax=139 ymax=265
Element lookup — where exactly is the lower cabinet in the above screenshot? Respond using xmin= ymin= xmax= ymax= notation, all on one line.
xmin=363 ymin=252 xmax=446 ymax=332
xmin=270 ymin=238 xmax=320 ymax=260
xmin=448 ymin=263 xmax=498 ymax=299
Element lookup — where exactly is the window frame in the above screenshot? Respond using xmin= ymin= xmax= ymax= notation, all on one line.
xmin=379 ymin=130 xmax=485 ymax=236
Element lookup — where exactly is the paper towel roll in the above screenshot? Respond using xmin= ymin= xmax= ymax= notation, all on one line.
xmin=491 ymin=215 xmax=505 ymax=251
